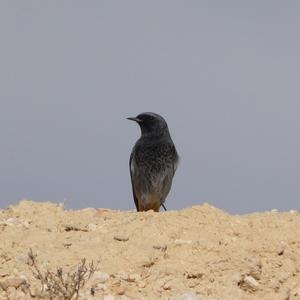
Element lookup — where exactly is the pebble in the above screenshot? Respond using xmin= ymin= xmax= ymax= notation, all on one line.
xmin=3 ymin=218 xmax=31 ymax=228
xmin=185 ymin=271 xmax=204 ymax=279
xmin=15 ymin=254 xmax=29 ymax=264
xmin=137 ymin=280 xmax=146 ymax=288
xmin=88 ymin=223 xmax=97 ymax=231
xmin=29 ymin=286 xmax=43 ymax=297
xmin=277 ymin=245 xmax=285 ymax=256
xmin=22 ymin=220 xmax=31 ymax=229
xmin=0 ymin=272 xmax=8 ymax=278
xmin=245 ymin=275 xmax=259 ymax=289
xmin=92 ymin=271 xmax=110 ymax=284
xmin=111 ymin=279 xmax=121 ymax=286
xmin=239 ymin=275 xmax=259 ymax=292
xmin=153 ymin=244 xmax=167 ymax=251
xmin=103 ymin=295 xmax=116 ymax=300
xmin=173 ymin=292 xmax=202 ymax=300
xmin=128 ymin=273 xmax=140 ymax=282
xmin=163 ymin=282 xmax=172 ymax=290
xmin=174 ymin=239 xmax=193 ymax=245
xmin=188 ymin=281 xmax=198 ymax=288
xmin=4 ymin=218 xmax=21 ymax=226
xmin=111 ymin=286 xmax=125 ymax=295
xmin=113 ymin=271 xmax=128 ymax=281
xmin=246 ymin=256 xmax=262 ymax=280
xmin=114 ymin=235 xmax=129 ymax=242
xmin=58 ymin=202 xmax=65 ymax=209
xmin=0 ymin=277 xmax=26 ymax=290
xmin=141 ymin=257 xmax=156 ymax=268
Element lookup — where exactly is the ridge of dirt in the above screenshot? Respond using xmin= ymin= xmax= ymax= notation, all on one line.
xmin=1 ymin=200 xmax=300 ymax=299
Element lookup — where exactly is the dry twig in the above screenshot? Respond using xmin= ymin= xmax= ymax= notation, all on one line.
xmin=27 ymin=249 xmax=96 ymax=299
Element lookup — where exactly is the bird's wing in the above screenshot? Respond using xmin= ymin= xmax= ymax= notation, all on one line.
xmin=173 ymin=146 xmax=180 ymax=173
xmin=129 ymin=152 xmax=139 ymax=211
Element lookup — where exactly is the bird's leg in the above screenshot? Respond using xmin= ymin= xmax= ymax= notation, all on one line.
xmin=137 ymin=198 xmax=142 ymax=212
xmin=161 ymin=203 xmax=167 ymax=211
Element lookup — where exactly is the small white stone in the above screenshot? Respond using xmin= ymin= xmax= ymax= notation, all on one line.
xmin=58 ymin=203 xmax=65 ymax=209
xmin=137 ymin=280 xmax=146 ymax=288
xmin=103 ymin=295 xmax=116 ymax=300
xmin=173 ymin=292 xmax=202 ymax=300
xmin=91 ymin=271 xmax=110 ymax=284
xmin=5 ymin=218 xmax=19 ymax=226
xmin=88 ymin=223 xmax=97 ymax=231
xmin=245 ymin=275 xmax=259 ymax=286
xmin=0 ymin=272 xmax=9 ymax=278
xmin=174 ymin=239 xmax=192 ymax=245
xmin=22 ymin=221 xmax=30 ymax=228
xmin=289 ymin=210 xmax=298 ymax=214
xmin=163 ymin=282 xmax=171 ymax=290
xmin=241 ymin=275 xmax=259 ymax=291
xmin=15 ymin=254 xmax=29 ymax=264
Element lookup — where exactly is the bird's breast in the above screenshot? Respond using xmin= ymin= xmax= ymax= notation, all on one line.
xmin=131 ymin=141 xmax=177 ymax=176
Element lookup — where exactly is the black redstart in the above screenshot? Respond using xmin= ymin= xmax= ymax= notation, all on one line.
xmin=127 ymin=112 xmax=179 ymax=212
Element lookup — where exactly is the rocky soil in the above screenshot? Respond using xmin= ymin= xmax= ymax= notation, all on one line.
xmin=0 ymin=200 xmax=300 ymax=300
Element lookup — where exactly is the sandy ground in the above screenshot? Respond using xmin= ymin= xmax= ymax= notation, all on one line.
xmin=0 ymin=200 xmax=300 ymax=300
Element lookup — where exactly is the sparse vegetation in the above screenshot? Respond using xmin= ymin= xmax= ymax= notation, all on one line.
xmin=27 ymin=249 xmax=96 ymax=299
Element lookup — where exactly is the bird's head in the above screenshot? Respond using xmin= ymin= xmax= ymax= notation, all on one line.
xmin=127 ymin=112 xmax=169 ymax=138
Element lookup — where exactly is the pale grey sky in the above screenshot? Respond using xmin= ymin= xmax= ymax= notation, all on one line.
xmin=0 ymin=1 xmax=299 ymax=213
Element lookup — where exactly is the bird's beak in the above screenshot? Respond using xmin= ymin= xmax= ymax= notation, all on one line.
xmin=127 ymin=117 xmax=141 ymax=123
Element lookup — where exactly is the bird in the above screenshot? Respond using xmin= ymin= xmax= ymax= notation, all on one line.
xmin=127 ymin=112 xmax=179 ymax=212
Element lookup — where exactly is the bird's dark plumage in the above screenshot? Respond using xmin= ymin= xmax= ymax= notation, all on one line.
xmin=127 ymin=112 xmax=179 ymax=212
